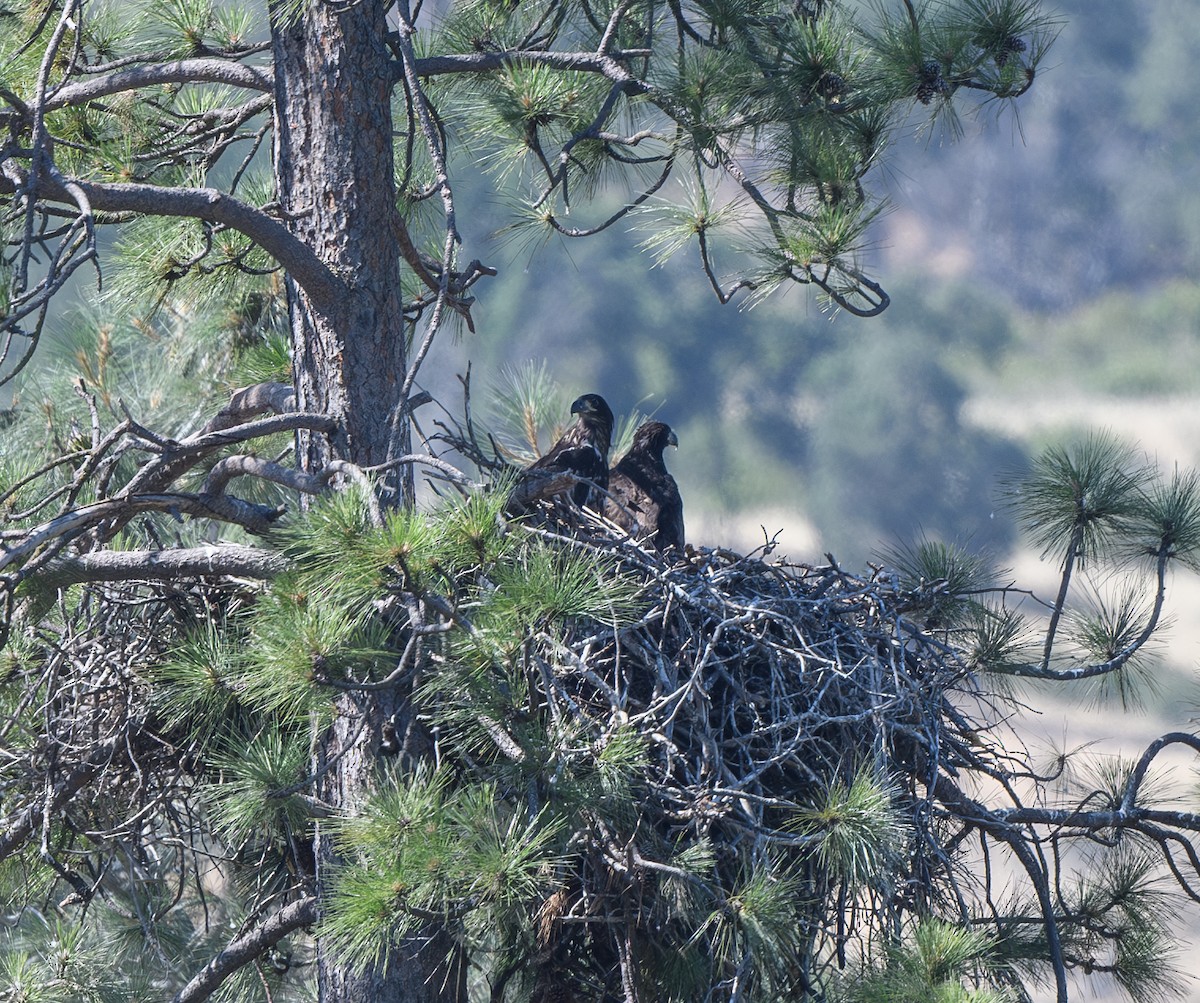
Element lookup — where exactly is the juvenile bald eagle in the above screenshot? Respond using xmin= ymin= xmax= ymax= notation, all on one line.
xmin=607 ymin=420 xmax=684 ymax=553
xmin=514 ymin=393 xmax=615 ymax=511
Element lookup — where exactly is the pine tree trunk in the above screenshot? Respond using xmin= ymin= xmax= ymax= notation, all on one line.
xmin=272 ymin=0 xmax=412 ymax=500
xmin=271 ymin=4 xmax=457 ymax=1001
xmin=313 ymin=691 xmax=466 ymax=1003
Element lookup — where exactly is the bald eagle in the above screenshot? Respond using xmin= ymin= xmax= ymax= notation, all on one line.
xmin=513 ymin=393 xmax=615 ymax=511
xmin=607 ymin=420 xmax=684 ymax=553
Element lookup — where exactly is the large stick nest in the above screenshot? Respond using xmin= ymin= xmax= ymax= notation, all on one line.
xmin=412 ymin=511 xmax=1005 ymax=998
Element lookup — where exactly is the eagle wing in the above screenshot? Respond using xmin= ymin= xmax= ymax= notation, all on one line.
xmin=526 ymin=435 xmax=606 ymax=508
xmin=512 ymin=394 xmax=614 ymax=512
xmin=608 ymin=425 xmax=684 ymax=552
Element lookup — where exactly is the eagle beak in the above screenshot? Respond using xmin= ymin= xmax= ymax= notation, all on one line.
xmin=667 ymin=429 xmax=679 ymax=448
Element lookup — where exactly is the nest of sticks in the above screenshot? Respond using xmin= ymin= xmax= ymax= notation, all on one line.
xmin=413 ymin=502 xmax=1006 ymax=997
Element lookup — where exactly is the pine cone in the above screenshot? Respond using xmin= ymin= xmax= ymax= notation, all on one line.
xmin=995 ymin=35 xmax=1028 ymax=67
xmin=817 ymin=71 xmax=847 ymax=99
xmin=916 ymin=60 xmax=948 ymax=104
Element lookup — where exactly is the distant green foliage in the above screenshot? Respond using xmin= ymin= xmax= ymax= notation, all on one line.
xmin=806 ymin=327 xmax=1024 ymax=560
xmin=1000 ymin=283 xmax=1200 ymax=397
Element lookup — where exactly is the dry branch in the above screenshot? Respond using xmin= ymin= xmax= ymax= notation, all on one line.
xmin=36 ymin=545 xmax=287 ymax=588
xmin=172 ymin=896 xmax=318 ymax=1003
xmin=200 ymin=381 xmax=297 ymax=434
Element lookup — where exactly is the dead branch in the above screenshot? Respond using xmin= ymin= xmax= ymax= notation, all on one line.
xmin=172 ymin=896 xmax=318 ymax=1003
xmin=35 ymin=545 xmax=287 ymax=589
xmin=121 ymin=411 xmax=337 ymax=497
xmin=199 ymin=381 xmax=297 ymax=434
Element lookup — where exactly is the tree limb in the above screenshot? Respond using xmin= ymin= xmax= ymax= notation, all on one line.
xmin=1 ymin=493 xmax=284 ymax=576
xmin=171 ymin=896 xmax=317 ymax=1003
xmin=201 ymin=454 xmax=371 ymax=500
xmin=932 ymin=772 xmax=1069 ymax=1003
xmin=413 ymin=50 xmax=649 ymax=93
xmin=199 ymin=381 xmax=297 ymax=434
xmin=42 ymin=58 xmax=273 ymax=110
xmin=0 ymin=173 xmax=346 ymax=317
xmin=120 ymin=411 xmax=337 ymax=497
xmin=36 ymin=545 xmax=288 ymax=588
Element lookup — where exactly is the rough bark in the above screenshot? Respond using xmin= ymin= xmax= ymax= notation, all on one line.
xmin=272 ymin=0 xmax=412 ymax=496
xmin=314 ymin=689 xmax=466 ymax=1003
xmin=270 ymin=4 xmax=453 ymax=1000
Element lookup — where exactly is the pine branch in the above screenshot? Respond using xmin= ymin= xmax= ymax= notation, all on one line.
xmin=1 ymin=492 xmax=285 ymax=577
xmin=413 ymin=50 xmax=650 ymax=93
xmin=201 ymin=456 xmax=386 ymax=528
xmin=1003 ymin=549 xmax=1171 ymax=681
xmin=35 ymin=545 xmax=288 ymax=588
xmin=171 ymin=896 xmax=317 ymax=1003
xmin=931 ymin=771 xmax=1070 ymax=1003
xmin=1040 ymin=522 xmax=1084 ymax=669
xmin=200 ymin=381 xmax=297 ymax=433
xmin=120 ymin=411 xmax=337 ymax=497
xmin=42 ymin=58 xmax=273 ymax=110
xmin=0 ymin=173 xmax=346 ymax=317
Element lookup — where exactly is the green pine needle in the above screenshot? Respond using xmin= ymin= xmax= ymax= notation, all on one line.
xmin=150 ymin=620 xmax=244 ymax=741
xmin=337 ymin=764 xmax=453 ymax=856
xmin=325 ymin=767 xmax=564 ymax=972
xmin=880 ymin=537 xmax=1000 ymax=628
xmin=434 ymin=482 xmax=515 ymax=572
xmin=229 ymin=329 xmax=292 ymax=386
xmin=206 ymin=725 xmax=312 ymax=843
xmin=700 ymin=861 xmax=802 ymax=981
xmin=905 ymin=918 xmax=1001 ymax=988
xmin=540 ymin=721 xmax=648 ymax=826
xmin=1004 ymin=430 xmax=1152 ymax=565
xmin=842 ymin=918 xmax=1014 ymax=1003
xmin=1054 ymin=845 xmax=1186 ymax=1003
xmin=148 ymin=0 xmax=217 ymax=57
xmin=635 ymin=181 xmax=747 ymax=268
xmin=448 ymin=785 xmax=565 ymax=907
xmin=962 ymin=603 xmax=1031 ymax=676
xmin=1134 ymin=465 xmax=1200 ymax=570
xmin=1067 ymin=582 xmax=1161 ymax=709
xmin=237 ymin=587 xmax=382 ymax=722
xmin=489 ymin=541 xmax=643 ymax=628
xmin=486 ymin=360 xmax=566 ymax=461
xmin=275 ymin=486 xmax=442 ymax=609
xmin=790 ymin=767 xmax=906 ymax=887
xmin=1069 ymin=754 xmax=1172 ymax=815
xmin=322 ymin=858 xmax=418 ymax=972
xmin=212 ymin=3 xmax=255 ymax=49
xmin=1110 ymin=925 xmax=1189 ymax=1003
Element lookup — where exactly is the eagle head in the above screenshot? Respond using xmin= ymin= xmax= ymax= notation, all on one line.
xmin=569 ymin=393 xmax=615 ymax=438
xmin=634 ymin=420 xmax=678 ymax=456
xmin=570 ymin=393 xmax=612 ymax=419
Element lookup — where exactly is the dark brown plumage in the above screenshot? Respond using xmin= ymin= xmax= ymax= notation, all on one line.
xmin=607 ymin=420 xmax=684 ymax=553
xmin=518 ymin=393 xmax=615 ymax=511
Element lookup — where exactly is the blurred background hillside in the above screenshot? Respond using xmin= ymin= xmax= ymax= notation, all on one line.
xmin=423 ymin=0 xmax=1200 ymax=574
